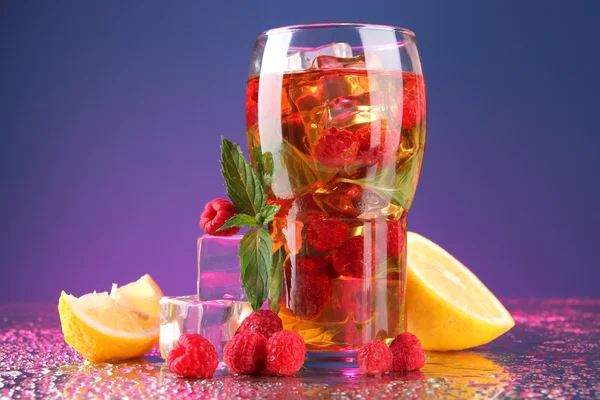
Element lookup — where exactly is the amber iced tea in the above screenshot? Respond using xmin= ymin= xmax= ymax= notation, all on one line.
xmin=246 ymin=65 xmax=426 ymax=353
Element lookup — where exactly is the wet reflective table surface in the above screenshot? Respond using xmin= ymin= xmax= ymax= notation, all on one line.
xmin=1 ymin=299 xmax=599 ymax=399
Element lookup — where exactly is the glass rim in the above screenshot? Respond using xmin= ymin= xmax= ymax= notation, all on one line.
xmin=257 ymin=23 xmax=416 ymax=39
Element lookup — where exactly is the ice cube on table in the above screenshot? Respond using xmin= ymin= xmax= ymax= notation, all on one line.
xmin=159 ymin=295 xmax=253 ymax=359
xmin=197 ymin=235 xmax=246 ymax=301
xmin=286 ymin=42 xmax=353 ymax=71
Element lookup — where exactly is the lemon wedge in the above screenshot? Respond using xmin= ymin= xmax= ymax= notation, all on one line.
xmin=406 ymin=232 xmax=514 ymax=351
xmin=58 ymin=274 xmax=163 ymax=362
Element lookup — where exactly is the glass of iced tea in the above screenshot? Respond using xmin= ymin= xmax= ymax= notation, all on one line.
xmin=246 ymin=23 xmax=426 ymax=367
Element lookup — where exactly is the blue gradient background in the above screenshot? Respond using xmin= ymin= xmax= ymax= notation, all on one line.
xmin=1 ymin=1 xmax=599 ymax=302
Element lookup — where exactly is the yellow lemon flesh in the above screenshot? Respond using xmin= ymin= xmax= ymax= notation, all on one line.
xmin=406 ymin=232 xmax=514 ymax=351
xmin=58 ymin=274 xmax=163 ymax=362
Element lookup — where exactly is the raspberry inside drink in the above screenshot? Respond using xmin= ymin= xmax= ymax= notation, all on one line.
xmin=246 ymin=66 xmax=426 ymax=354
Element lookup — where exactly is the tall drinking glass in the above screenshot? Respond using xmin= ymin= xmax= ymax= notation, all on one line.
xmin=246 ymin=23 xmax=426 ymax=367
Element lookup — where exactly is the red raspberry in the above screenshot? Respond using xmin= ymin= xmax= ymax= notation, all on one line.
xmin=314 ymin=127 xmax=359 ymax=167
xmin=246 ymin=78 xmax=259 ymax=128
xmin=333 ymin=235 xmax=374 ymax=278
xmin=246 ymin=98 xmax=258 ymax=128
xmin=312 ymin=182 xmax=388 ymax=219
xmin=167 ymin=333 xmax=219 ymax=379
xmin=358 ymin=340 xmax=393 ymax=375
xmin=389 ymin=332 xmax=425 ymax=372
xmin=291 ymin=269 xmax=333 ymax=319
xmin=236 ymin=310 xmax=283 ymax=339
xmin=355 ymin=122 xmax=401 ymax=166
xmin=399 ymin=73 xmax=426 ymax=130
xmin=284 ymin=256 xmax=338 ymax=292
xmin=306 ymin=217 xmax=349 ymax=253
xmin=292 ymin=256 xmax=330 ymax=274
xmin=223 ymin=330 xmax=267 ymax=375
xmin=200 ymin=198 xmax=240 ymax=236
xmin=386 ymin=220 xmax=405 ymax=258
xmin=265 ymin=330 xmax=306 ymax=376
xmin=247 ymin=77 xmax=259 ymax=103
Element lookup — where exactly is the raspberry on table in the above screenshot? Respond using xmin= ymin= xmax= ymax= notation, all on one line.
xmin=333 ymin=235 xmax=373 ymax=278
xmin=314 ymin=127 xmax=359 ymax=167
xmin=236 ymin=310 xmax=283 ymax=339
xmin=223 ymin=330 xmax=267 ymax=375
xmin=355 ymin=122 xmax=401 ymax=166
xmin=291 ymin=268 xmax=333 ymax=320
xmin=166 ymin=333 xmax=219 ymax=379
xmin=306 ymin=217 xmax=349 ymax=253
xmin=389 ymin=332 xmax=425 ymax=372
xmin=199 ymin=198 xmax=240 ymax=236
xmin=265 ymin=330 xmax=306 ymax=376
xmin=358 ymin=340 xmax=393 ymax=375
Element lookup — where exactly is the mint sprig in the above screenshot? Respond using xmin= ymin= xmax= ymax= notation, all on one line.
xmin=221 ymin=137 xmax=267 ymax=217
xmin=268 ymin=245 xmax=287 ymax=313
xmin=220 ymin=137 xmax=284 ymax=312
xmin=239 ymin=228 xmax=272 ymax=311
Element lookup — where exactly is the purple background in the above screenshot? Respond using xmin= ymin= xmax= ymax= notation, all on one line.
xmin=1 ymin=1 xmax=599 ymax=302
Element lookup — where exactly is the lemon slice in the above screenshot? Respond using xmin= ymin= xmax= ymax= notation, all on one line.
xmin=406 ymin=232 xmax=514 ymax=351
xmin=58 ymin=275 xmax=163 ymax=362
xmin=110 ymin=274 xmax=163 ymax=318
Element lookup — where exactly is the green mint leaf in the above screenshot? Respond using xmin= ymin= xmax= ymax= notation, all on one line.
xmin=268 ymin=245 xmax=287 ymax=313
xmin=253 ymin=147 xmax=274 ymax=188
xmin=337 ymin=127 xmax=425 ymax=211
xmin=339 ymin=150 xmax=423 ymax=210
xmin=221 ymin=137 xmax=267 ymax=217
xmin=239 ymin=228 xmax=272 ymax=312
xmin=218 ymin=213 xmax=261 ymax=231
xmin=280 ymin=143 xmax=334 ymax=194
xmin=255 ymin=205 xmax=280 ymax=226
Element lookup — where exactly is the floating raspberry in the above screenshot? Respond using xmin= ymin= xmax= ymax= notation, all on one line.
xmin=386 ymin=219 xmax=406 ymax=258
xmin=399 ymin=73 xmax=426 ymax=130
xmin=389 ymin=332 xmax=425 ymax=372
xmin=306 ymin=217 xmax=349 ymax=253
xmin=199 ymin=198 xmax=240 ymax=236
xmin=236 ymin=310 xmax=283 ymax=339
xmin=167 ymin=333 xmax=219 ymax=379
xmin=314 ymin=127 xmax=359 ymax=167
xmin=358 ymin=340 xmax=393 ymax=375
xmin=333 ymin=235 xmax=373 ymax=278
xmin=246 ymin=78 xmax=259 ymax=128
xmin=300 ymin=255 xmax=338 ymax=278
xmin=355 ymin=122 xmax=401 ymax=166
xmin=223 ymin=330 xmax=267 ymax=375
xmin=284 ymin=256 xmax=337 ymax=293
xmin=312 ymin=182 xmax=388 ymax=219
xmin=246 ymin=98 xmax=258 ymax=128
xmin=291 ymin=268 xmax=333 ymax=319
xmin=265 ymin=330 xmax=306 ymax=376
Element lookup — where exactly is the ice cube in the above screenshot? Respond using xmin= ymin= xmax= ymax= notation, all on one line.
xmin=197 ymin=235 xmax=245 ymax=301
xmin=311 ymin=54 xmax=366 ymax=70
xmin=285 ymin=42 xmax=353 ymax=71
xmin=159 ymin=295 xmax=253 ymax=359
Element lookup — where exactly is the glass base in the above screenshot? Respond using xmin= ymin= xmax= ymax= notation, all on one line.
xmin=304 ymin=351 xmax=359 ymax=369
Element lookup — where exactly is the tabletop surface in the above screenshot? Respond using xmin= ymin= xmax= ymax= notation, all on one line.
xmin=1 ymin=299 xmax=598 ymax=399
